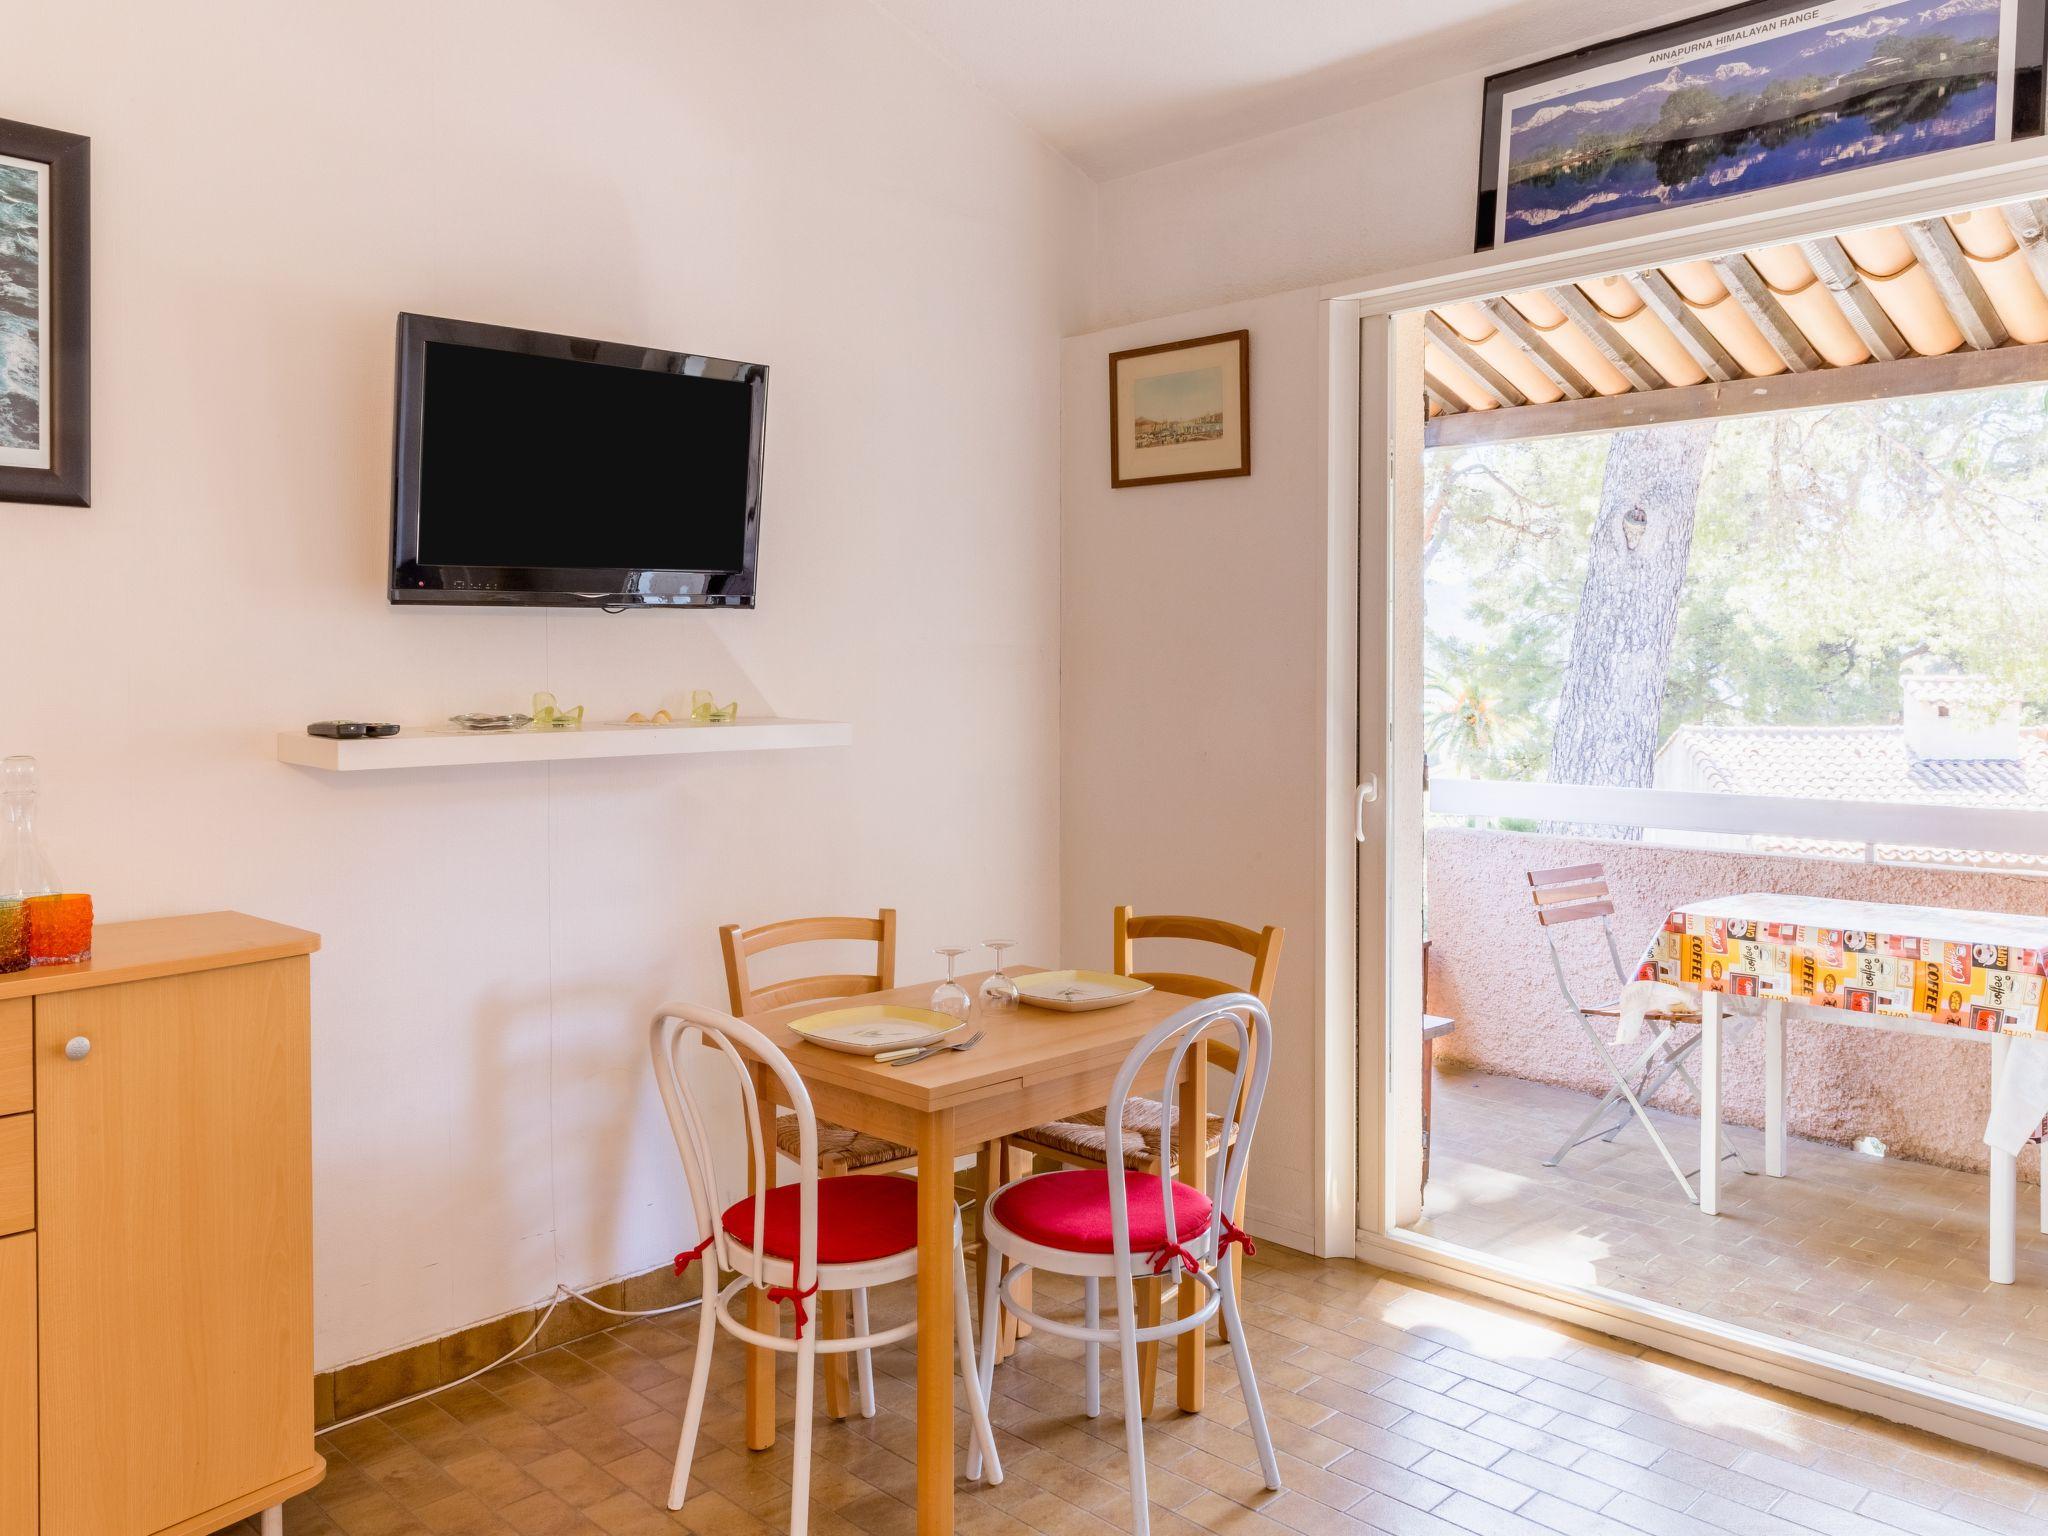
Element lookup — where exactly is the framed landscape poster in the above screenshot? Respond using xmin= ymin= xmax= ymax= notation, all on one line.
xmin=0 ymin=116 xmax=89 ymax=506
xmin=1475 ymin=0 xmax=2043 ymax=250
xmin=1108 ymin=329 xmax=1250 ymax=489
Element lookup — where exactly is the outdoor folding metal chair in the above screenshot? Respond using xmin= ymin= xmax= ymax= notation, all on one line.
xmin=1527 ymin=862 xmax=1752 ymax=1203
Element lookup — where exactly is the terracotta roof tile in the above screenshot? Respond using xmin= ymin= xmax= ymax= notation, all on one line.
xmin=1664 ymin=724 xmax=2048 ymax=810
xmin=1658 ymin=725 xmax=2048 ymax=870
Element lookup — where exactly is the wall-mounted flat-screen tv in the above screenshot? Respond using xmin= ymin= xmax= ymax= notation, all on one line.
xmin=388 ymin=313 xmax=767 ymax=608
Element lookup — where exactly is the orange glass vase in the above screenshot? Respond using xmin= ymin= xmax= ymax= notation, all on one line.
xmin=25 ymin=893 xmax=92 ymax=966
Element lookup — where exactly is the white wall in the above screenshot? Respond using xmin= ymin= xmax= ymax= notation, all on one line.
xmin=1083 ymin=1 xmax=1717 ymax=328
xmin=3 ymin=0 xmax=1092 ymax=1369
xmin=1059 ymin=287 xmax=1333 ymax=1250
xmin=1067 ymin=56 xmax=1548 ymax=1250
xmin=1091 ymin=77 xmax=1483 ymax=327
xmin=1065 ymin=45 xmax=1521 ymax=1250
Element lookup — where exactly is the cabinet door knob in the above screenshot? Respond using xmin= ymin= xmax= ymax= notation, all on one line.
xmin=64 ymin=1036 xmax=91 ymax=1061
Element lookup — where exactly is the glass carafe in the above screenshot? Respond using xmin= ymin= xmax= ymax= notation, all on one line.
xmin=0 ymin=757 xmax=57 ymax=900
xmin=0 ymin=757 xmax=57 ymax=973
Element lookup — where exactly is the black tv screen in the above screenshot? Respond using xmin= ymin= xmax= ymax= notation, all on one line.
xmin=389 ymin=314 xmax=767 ymax=608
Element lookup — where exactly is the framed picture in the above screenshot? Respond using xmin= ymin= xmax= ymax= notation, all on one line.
xmin=1108 ymin=329 xmax=1249 ymax=489
xmin=1475 ymin=0 xmax=2043 ymax=250
xmin=0 ymin=116 xmax=89 ymax=507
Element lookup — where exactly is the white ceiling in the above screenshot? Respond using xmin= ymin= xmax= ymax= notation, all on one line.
xmin=871 ymin=0 xmax=1707 ymax=180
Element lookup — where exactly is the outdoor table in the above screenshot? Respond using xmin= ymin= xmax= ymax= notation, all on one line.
xmin=1644 ymin=894 xmax=2048 ymax=1284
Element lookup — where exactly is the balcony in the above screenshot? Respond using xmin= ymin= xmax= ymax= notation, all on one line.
xmin=1415 ymin=781 xmax=2048 ymax=1419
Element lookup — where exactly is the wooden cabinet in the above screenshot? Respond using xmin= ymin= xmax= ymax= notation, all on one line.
xmin=0 ymin=1236 xmax=32 ymax=1536
xmin=0 ymin=1001 xmax=29 ymax=1115
xmin=0 ymin=1118 xmax=28 ymax=1237
xmin=0 ymin=913 xmax=323 ymax=1536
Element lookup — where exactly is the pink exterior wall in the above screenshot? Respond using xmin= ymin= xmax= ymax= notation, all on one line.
xmin=1424 ymin=827 xmax=2045 ymax=1181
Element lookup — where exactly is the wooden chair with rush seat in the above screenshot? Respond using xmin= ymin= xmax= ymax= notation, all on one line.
xmin=1002 ymin=904 xmax=1283 ymax=1408
xmin=719 ymin=908 xmax=919 ymax=1418
xmin=721 ymin=909 xmax=917 ymax=1173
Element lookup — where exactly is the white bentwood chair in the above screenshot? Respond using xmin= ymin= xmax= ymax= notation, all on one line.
xmin=973 ymin=993 xmax=1280 ymax=1536
xmin=649 ymin=1002 xmax=1002 ymax=1536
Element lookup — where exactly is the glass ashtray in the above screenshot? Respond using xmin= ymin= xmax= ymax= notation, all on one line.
xmin=448 ymin=713 xmax=533 ymax=732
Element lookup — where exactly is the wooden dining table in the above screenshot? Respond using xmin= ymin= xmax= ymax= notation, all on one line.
xmin=745 ymin=968 xmax=1215 ymax=1536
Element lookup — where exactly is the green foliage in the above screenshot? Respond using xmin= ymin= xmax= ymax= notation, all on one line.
xmin=1655 ymin=85 xmax=1724 ymax=138
xmin=1422 ymin=384 xmax=2048 ymax=778
xmin=1887 ymin=33 xmax=1995 ymax=80
xmin=1757 ymin=76 xmax=1826 ymax=118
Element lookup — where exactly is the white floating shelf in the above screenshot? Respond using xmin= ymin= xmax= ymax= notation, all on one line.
xmin=277 ymin=717 xmax=852 ymax=772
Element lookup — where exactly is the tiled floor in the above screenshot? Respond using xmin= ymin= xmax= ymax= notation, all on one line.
xmin=1413 ymin=1062 xmax=2048 ymax=1417
xmin=227 ymin=1240 xmax=2048 ymax=1534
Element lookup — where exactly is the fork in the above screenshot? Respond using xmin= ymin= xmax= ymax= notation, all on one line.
xmin=878 ymin=1030 xmax=984 ymax=1066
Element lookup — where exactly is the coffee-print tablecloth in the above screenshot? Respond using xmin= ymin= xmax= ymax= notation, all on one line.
xmin=1638 ymin=893 xmax=2048 ymax=1037
xmin=1640 ymin=895 xmax=2048 ymax=1281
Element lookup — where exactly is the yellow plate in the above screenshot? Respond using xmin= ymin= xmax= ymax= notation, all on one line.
xmin=787 ymin=1004 xmax=964 ymax=1055
xmin=1013 ymin=970 xmax=1154 ymax=1012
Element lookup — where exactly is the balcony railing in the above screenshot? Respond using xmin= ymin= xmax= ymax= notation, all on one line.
xmin=1429 ymin=777 xmax=2048 ymax=867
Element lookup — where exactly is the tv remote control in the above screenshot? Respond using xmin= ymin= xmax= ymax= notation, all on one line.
xmin=306 ymin=721 xmax=401 ymax=739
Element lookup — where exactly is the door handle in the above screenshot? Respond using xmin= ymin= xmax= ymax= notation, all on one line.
xmin=64 ymin=1036 xmax=91 ymax=1061
xmin=1354 ymin=776 xmax=1379 ymax=841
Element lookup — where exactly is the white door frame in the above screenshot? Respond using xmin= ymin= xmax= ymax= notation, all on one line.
xmin=1330 ymin=140 xmax=2048 ymax=1463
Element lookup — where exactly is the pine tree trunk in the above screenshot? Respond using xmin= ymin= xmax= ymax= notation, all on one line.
xmin=1547 ymin=423 xmax=1715 ymax=811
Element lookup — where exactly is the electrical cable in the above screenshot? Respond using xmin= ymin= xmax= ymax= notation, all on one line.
xmin=321 ymin=1280 xmax=702 ymax=1433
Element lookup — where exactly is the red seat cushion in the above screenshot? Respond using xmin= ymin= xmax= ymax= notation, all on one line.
xmin=992 ymin=1169 xmax=1213 ymax=1256
xmin=719 ymin=1175 xmax=918 ymax=1266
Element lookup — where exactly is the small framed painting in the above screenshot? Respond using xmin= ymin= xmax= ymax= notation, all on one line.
xmin=0 ymin=116 xmax=90 ymax=507
xmin=1108 ymin=329 xmax=1249 ymax=489
xmin=1475 ymin=0 xmax=2042 ymax=251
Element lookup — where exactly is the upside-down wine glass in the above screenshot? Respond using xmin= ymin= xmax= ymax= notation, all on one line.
xmin=979 ymin=940 xmax=1019 ymax=1012
xmin=932 ymin=947 xmax=972 ymax=1023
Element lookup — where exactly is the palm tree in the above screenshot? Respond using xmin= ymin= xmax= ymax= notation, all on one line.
xmin=1424 ymin=670 xmax=1509 ymax=777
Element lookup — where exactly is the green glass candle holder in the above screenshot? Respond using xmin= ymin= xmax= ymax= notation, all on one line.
xmin=0 ymin=899 xmax=26 ymax=974
xmin=532 ymin=691 xmax=585 ymax=729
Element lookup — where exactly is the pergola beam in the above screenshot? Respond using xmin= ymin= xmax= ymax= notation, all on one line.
xmin=1481 ymin=298 xmax=1590 ymax=399
xmin=1626 ymin=269 xmax=1739 ymax=382
xmin=1799 ymin=236 xmax=1908 ymax=361
xmin=1422 ymin=313 xmax=1528 ymax=408
xmin=1424 ymin=335 xmax=2048 ymax=449
xmin=1544 ymin=285 xmax=1665 ymax=392
xmin=1902 ymin=218 xmax=2007 ymax=351
xmin=2005 ymin=199 xmax=2048 ymax=296
xmin=1421 ymin=374 xmax=1466 ymax=416
xmin=1712 ymin=256 xmax=1821 ymax=373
